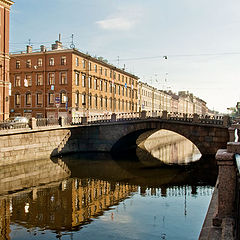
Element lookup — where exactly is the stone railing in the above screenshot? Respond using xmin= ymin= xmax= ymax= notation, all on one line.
xmin=209 ymin=124 xmax=240 ymax=239
xmin=0 ymin=111 xmax=230 ymax=131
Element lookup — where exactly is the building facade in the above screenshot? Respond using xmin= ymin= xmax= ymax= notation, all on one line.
xmin=0 ymin=0 xmax=14 ymax=121
xmin=138 ymin=81 xmax=209 ymax=116
xmin=9 ymin=42 xmax=139 ymax=119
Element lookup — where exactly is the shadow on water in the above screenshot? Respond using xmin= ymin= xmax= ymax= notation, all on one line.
xmin=61 ymin=149 xmax=217 ymax=189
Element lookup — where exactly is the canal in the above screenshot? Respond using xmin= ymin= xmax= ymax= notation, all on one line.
xmin=0 ymin=130 xmax=217 ymax=240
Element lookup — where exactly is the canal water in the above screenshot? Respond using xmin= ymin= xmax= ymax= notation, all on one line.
xmin=0 ymin=130 xmax=217 ymax=240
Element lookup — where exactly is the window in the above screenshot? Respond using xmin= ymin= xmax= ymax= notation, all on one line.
xmin=26 ymin=75 xmax=32 ymax=86
xmin=110 ymin=70 xmax=112 ymax=78
xmin=15 ymin=93 xmax=20 ymax=105
xmin=118 ymin=85 xmax=120 ymax=95
xmin=37 ymin=58 xmax=43 ymax=67
xmin=104 ymin=81 xmax=107 ymax=92
xmin=122 ymin=86 xmax=124 ymax=96
xmin=100 ymin=96 xmax=103 ymax=108
xmin=113 ymin=72 xmax=116 ymax=80
xmin=105 ymin=69 xmax=107 ymax=77
xmin=61 ymin=56 xmax=66 ymax=65
xmin=94 ymin=95 xmax=97 ymax=108
xmin=26 ymin=92 xmax=32 ymax=105
xmin=118 ymin=74 xmax=120 ymax=81
xmin=36 ymin=92 xmax=43 ymax=105
xmin=48 ymin=93 xmax=54 ymax=104
xmin=122 ymin=75 xmax=124 ymax=82
xmin=118 ymin=99 xmax=120 ymax=110
xmin=16 ymin=60 xmax=20 ymax=69
xmin=88 ymin=76 xmax=92 ymax=88
xmin=94 ymin=64 xmax=97 ymax=73
xmin=110 ymin=98 xmax=112 ymax=109
xmin=100 ymin=67 xmax=103 ymax=75
xmin=109 ymin=83 xmax=112 ymax=93
xmin=105 ymin=97 xmax=107 ymax=109
xmin=26 ymin=59 xmax=31 ymax=68
xmin=82 ymin=59 xmax=86 ymax=68
xmin=49 ymin=58 xmax=54 ymax=66
xmin=99 ymin=80 xmax=102 ymax=91
xmin=76 ymin=57 xmax=79 ymax=67
xmin=48 ymin=73 xmax=55 ymax=85
xmin=89 ymin=94 xmax=92 ymax=107
xmin=75 ymin=91 xmax=79 ymax=106
xmin=89 ymin=62 xmax=91 ymax=71
xmin=60 ymin=72 xmax=67 ymax=84
xmin=82 ymin=74 xmax=86 ymax=87
xmin=82 ymin=93 xmax=86 ymax=106
xmin=60 ymin=91 xmax=67 ymax=104
xmin=15 ymin=75 xmax=21 ymax=87
xmin=94 ymin=78 xmax=97 ymax=90
xmin=75 ymin=72 xmax=79 ymax=86
xmin=122 ymin=100 xmax=124 ymax=111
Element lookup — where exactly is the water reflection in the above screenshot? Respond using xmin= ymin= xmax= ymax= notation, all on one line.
xmin=137 ymin=130 xmax=201 ymax=165
xmin=0 ymin=131 xmax=217 ymax=240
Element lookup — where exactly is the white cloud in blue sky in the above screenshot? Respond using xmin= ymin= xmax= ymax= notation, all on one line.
xmin=9 ymin=0 xmax=240 ymax=113
xmin=96 ymin=5 xmax=143 ymax=30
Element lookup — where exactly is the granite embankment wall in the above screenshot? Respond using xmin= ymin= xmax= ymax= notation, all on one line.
xmin=0 ymin=126 xmax=73 ymax=166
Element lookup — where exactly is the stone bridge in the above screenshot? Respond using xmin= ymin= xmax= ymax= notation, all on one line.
xmin=56 ymin=112 xmax=230 ymax=157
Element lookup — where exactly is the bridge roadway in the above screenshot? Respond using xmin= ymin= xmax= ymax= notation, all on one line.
xmin=56 ymin=111 xmax=230 ymax=157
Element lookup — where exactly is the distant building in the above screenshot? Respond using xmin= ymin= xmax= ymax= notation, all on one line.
xmin=138 ymin=81 xmax=209 ymax=116
xmin=9 ymin=41 xmax=139 ymax=119
xmin=0 ymin=0 xmax=14 ymax=120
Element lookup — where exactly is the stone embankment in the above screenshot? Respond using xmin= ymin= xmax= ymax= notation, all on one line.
xmin=199 ymin=125 xmax=240 ymax=240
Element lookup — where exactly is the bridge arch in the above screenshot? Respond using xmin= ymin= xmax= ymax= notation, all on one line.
xmin=108 ymin=120 xmax=229 ymax=156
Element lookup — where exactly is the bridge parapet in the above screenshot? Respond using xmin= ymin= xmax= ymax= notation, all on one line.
xmin=205 ymin=124 xmax=240 ymax=239
xmin=0 ymin=111 xmax=230 ymax=132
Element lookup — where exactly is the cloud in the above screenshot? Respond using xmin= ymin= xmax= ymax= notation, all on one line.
xmin=96 ymin=17 xmax=136 ymax=30
xmin=96 ymin=6 xmax=143 ymax=31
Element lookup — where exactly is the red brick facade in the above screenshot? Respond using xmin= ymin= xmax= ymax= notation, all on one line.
xmin=10 ymin=44 xmax=139 ymax=119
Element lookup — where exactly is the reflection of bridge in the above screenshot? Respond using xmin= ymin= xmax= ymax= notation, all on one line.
xmin=56 ymin=111 xmax=229 ymax=156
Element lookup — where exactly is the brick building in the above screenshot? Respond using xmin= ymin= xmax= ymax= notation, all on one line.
xmin=9 ymin=41 xmax=139 ymax=119
xmin=0 ymin=0 xmax=14 ymax=121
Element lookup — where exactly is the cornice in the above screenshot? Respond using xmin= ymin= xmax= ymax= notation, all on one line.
xmin=0 ymin=0 xmax=14 ymax=8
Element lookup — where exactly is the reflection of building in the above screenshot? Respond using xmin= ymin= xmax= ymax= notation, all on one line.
xmin=144 ymin=130 xmax=201 ymax=164
xmin=72 ymin=179 xmax=137 ymax=226
xmin=0 ymin=0 xmax=14 ymax=120
xmin=0 ymin=198 xmax=10 ymax=240
xmin=9 ymin=42 xmax=139 ymax=118
xmin=10 ymin=178 xmax=138 ymax=232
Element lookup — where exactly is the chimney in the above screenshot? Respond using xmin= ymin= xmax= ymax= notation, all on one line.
xmin=52 ymin=40 xmax=63 ymax=50
xmin=26 ymin=45 xmax=32 ymax=53
xmin=40 ymin=45 xmax=46 ymax=52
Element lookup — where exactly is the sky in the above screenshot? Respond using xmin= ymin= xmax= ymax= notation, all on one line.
xmin=9 ymin=0 xmax=240 ymax=113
